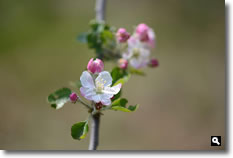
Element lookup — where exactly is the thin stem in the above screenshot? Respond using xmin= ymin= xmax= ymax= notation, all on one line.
xmin=88 ymin=0 xmax=106 ymax=151
xmin=95 ymin=0 xmax=106 ymax=22
xmin=100 ymin=105 xmax=112 ymax=111
xmin=78 ymin=98 xmax=92 ymax=109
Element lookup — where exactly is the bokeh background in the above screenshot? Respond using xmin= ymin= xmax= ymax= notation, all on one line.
xmin=0 ymin=0 xmax=225 ymax=150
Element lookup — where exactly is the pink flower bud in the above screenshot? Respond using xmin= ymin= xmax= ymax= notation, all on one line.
xmin=87 ymin=58 xmax=104 ymax=74
xmin=70 ymin=92 xmax=78 ymax=103
xmin=116 ymin=28 xmax=130 ymax=43
xmin=118 ymin=58 xmax=128 ymax=69
xmin=149 ymin=58 xmax=159 ymax=68
xmin=136 ymin=23 xmax=156 ymax=48
xmin=136 ymin=23 xmax=150 ymax=41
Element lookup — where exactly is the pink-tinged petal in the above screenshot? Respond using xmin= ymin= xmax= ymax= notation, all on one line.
xmin=148 ymin=28 xmax=155 ymax=40
xmin=127 ymin=36 xmax=138 ymax=47
xmin=130 ymin=58 xmax=142 ymax=69
xmin=80 ymin=71 xmax=95 ymax=89
xmin=101 ymin=98 xmax=111 ymax=106
xmin=95 ymin=71 xmax=112 ymax=87
xmin=80 ymin=87 xmax=96 ymax=100
xmin=130 ymin=56 xmax=148 ymax=69
xmin=148 ymin=39 xmax=155 ymax=48
xmin=147 ymin=28 xmax=156 ymax=48
xmin=123 ymin=51 xmax=133 ymax=60
xmin=100 ymin=93 xmax=113 ymax=106
xmin=140 ymin=48 xmax=150 ymax=57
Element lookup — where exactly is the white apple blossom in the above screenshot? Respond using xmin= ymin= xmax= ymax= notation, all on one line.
xmin=123 ymin=37 xmax=150 ymax=69
xmin=80 ymin=71 xmax=121 ymax=106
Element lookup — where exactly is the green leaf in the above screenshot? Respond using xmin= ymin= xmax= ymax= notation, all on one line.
xmin=111 ymin=98 xmax=139 ymax=112
xmin=111 ymin=67 xmax=129 ymax=85
xmin=101 ymin=30 xmax=114 ymax=44
xmin=104 ymin=24 xmax=111 ymax=30
xmin=71 ymin=121 xmax=89 ymax=140
xmin=48 ymin=88 xmax=72 ymax=109
xmin=89 ymin=20 xmax=100 ymax=31
xmin=129 ymin=68 xmax=146 ymax=76
xmin=112 ymin=104 xmax=139 ymax=112
xmin=128 ymin=105 xmax=139 ymax=111
xmin=111 ymin=67 xmax=121 ymax=82
xmin=77 ymin=32 xmax=88 ymax=43
xmin=112 ymin=98 xmax=128 ymax=107
xmin=111 ymin=106 xmax=131 ymax=112
xmin=87 ymin=33 xmax=98 ymax=48
xmin=113 ymin=73 xmax=131 ymax=86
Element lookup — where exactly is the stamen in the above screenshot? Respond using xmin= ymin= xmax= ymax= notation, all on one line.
xmin=95 ymin=77 xmax=106 ymax=93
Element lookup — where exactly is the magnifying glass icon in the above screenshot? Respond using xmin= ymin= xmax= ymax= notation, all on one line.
xmin=212 ymin=137 xmax=220 ymax=145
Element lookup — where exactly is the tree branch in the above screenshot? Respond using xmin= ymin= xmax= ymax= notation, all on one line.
xmin=95 ymin=0 xmax=106 ymax=22
xmin=88 ymin=0 xmax=106 ymax=150
xmin=88 ymin=113 xmax=101 ymax=150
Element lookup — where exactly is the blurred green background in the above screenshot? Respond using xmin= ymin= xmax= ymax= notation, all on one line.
xmin=0 ymin=0 xmax=225 ymax=150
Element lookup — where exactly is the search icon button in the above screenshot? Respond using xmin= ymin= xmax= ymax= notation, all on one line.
xmin=211 ymin=136 xmax=221 ymax=146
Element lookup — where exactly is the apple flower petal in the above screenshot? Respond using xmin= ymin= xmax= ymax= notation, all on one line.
xmin=80 ymin=71 xmax=95 ymax=89
xmin=95 ymin=71 xmax=112 ymax=87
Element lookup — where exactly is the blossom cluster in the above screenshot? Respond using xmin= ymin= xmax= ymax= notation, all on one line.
xmin=116 ymin=23 xmax=159 ymax=70
xmin=47 ymin=21 xmax=159 ymax=141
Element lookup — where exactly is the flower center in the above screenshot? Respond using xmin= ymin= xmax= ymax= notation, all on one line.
xmin=132 ymin=48 xmax=140 ymax=58
xmin=95 ymin=78 xmax=106 ymax=93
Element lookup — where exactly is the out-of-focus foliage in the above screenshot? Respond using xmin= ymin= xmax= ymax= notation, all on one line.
xmin=77 ymin=20 xmax=118 ymax=60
